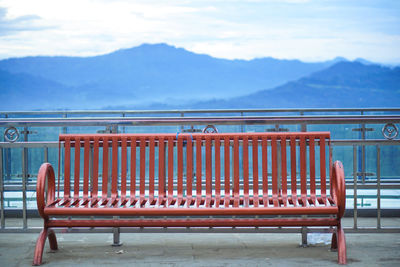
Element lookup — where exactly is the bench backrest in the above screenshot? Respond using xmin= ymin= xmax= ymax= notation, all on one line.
xmin=57 ymin=132 xmax=331 ymax=205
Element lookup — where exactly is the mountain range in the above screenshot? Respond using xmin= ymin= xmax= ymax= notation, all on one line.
xmin=0 ymin=43 xmax=399 ymax=110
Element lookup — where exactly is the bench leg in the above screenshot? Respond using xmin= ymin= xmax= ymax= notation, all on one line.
xmin=331 ymin=231 xmax=337 ymax=250
xmin=112 ymin=227 xmax=122 ymax=246
xmin=333 ymin=222 xmax=347 ymax=265
xmin=301 ymin=226 xmax=308 ymax=247
xmin=33 ymin=228 xmax=58 ymax=266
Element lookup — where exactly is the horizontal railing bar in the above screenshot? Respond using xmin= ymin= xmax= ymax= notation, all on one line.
xmin=1 ymin=139 xmax=399 ymax=149
xmin=0 ymin=226 xmax=399 ymax=234
xmin=1 ymin=115 xmax=400 ymax=127
xmin=2 ymin=107 xmax=400 ymax=116
xmin=332 ymin=139 xmax=400 ymax=145
xmin=0 ymin=142 xmax=59 ymax=148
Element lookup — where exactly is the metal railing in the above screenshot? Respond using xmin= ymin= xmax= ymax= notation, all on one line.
xmin=0 ymin=108 xmax=399 ymax=233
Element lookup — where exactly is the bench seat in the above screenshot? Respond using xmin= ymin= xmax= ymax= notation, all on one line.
xmin=34 ymin=132 xmax=347 ymax=265
xmin=44 ymin=197 xmax=338 ymax=217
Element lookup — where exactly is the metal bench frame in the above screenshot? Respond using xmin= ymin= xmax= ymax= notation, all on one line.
xmin=33 ymin=132 xmax=347 ymax=265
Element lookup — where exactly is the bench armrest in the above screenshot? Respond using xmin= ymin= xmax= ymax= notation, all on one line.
xmin=330 ymin=161 xmax=346 ymax=218
xmin=37 ymin=163 xmax=56 ymax=220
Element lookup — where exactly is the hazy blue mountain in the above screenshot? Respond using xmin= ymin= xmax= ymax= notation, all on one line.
xmin=0 ymin=69 xmax=74 ymax=110
xmin=180 ymin=61 xmax=400 ymax=109
xmin=0 ymin=43 xmax=343 ymax=110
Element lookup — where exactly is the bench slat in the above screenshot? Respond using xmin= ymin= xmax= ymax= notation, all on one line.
xmin=196 ymin=137 xmax=202 ymax=207
xmin=83 ymin=138 xmax=90 ymax=200
xmin=120 ymin=137 xmax=127 ymax=200
xmin=205 ymin=136 xmax=212 ymax=207
xmin=224 ymin=136 xmax=230 ymax=208
xmin=233 ymin=137 xmax=240 ymax=207
xmin=101 ymin=136 xmax=109 ymax=200
xmin=186 ymin=136 xmax=193 ymax=206
xmin=158 ymin=137 xmax=165 ymax=205
xmin=309 ymin=136 xmax=316 ymax=205
xmin=73 ymin=137 xmax=80 ymax=199
xmin=91 ymin=137 xmax=99 ymax=199
xmin=261 ymin=136 xmax=268 ymax=207
xmin=299 ymin=135 xmax=307 ymax=207
xmin=242 ymin=136 xmax=249 ymax=207
xmin=64 ymin=137 xmax=71 ymax=199
xmin=149 ymin=137 xmax=156 ymax=205
xmin=289 ymin=136 xmax=297 ymax=206
xmin=140 ymin=137 xmax=146 ymax=205
xmin=111 ymin=136 xmax=118 ymax=200
xmin=280 ymin=135 xmax=288 ymax=207
xmin=320 ymin=137 xmax=327 ymax=203
xmin=271 ymin=136 xmax=279 ymax=207
xmin=214 ymin=137 xmax=221 ymax=208
xmin=129 ymin=136 xmax=137 ymax=204
xmin=252 ymin=136 xmax=259 ymax=207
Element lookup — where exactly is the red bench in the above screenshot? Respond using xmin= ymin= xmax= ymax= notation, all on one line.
xmin=34 ymin=132 xmax=347 ymax=265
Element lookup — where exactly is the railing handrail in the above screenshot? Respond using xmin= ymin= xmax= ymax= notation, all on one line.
xmin=2 ymin=115 xmax=400 ymax=127
xmin=1 ymin=107 xmax=400 ymax=116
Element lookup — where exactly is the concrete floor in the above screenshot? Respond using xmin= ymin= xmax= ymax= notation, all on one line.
xmin=0 ymin=219 xmax=399 ymax=267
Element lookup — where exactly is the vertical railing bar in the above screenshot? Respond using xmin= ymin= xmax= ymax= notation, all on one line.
xmin=0 ymin=147 xmax=4 ymax=229
xmin=62 ymin=113 xmax=67 ymax=134
xmin=44 ymin=146 xmax=48 ymax=163
xmin=180 ymin=112 xmax=184 ymax=132
xmin=22 ymin=148 xmax=27 ymax=229
xmin=361 ymin=118 xmax=366 ymax=184
xmin=353 ymin=145 xmax=357 ymax=229
xmin=240 ymin=112 xmax=244 ymax=133
xmin=122 ymin=113 xmax=126 ymax=133
xmin=376 ymin=145 xmax=381 ymax=229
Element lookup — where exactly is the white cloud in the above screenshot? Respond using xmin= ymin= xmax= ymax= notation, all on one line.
xmin=0 ymin=0 xmax=399 ymax=64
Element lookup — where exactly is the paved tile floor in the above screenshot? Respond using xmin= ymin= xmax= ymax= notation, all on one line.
xmin=0 ymin=218 xmax=399 ymax=267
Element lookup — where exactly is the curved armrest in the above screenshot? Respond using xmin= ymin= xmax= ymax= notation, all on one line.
xmin=330 ymin=161 xmax=346 ymax=218
xmin=37 ymin=163 xmax=56 ymax=220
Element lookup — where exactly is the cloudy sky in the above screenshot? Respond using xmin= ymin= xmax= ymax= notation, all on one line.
xmin=0 ymin=0 xmax=399 ymax=63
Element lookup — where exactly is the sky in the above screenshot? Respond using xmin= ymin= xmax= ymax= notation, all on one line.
xmin=0 ymin=0 xmax=399 ymax=64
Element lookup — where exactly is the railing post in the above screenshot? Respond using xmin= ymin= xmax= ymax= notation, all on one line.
xmin=361 ymin=121 xmax=366 ymax=184
xmin=353 ymin=145 xmax=358 ymax=229
xmin=0 ymin=147 xmax=4 ymax=229
xmin=5 ymin=147 xmax=11 ymax=181
xmin=376 ymin=145 xmax=381 ymax=229
xmin=22 ymin=147 xmax=27 ymax=230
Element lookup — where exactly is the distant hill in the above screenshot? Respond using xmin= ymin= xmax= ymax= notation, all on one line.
xmin=0 ymin=43 xmax=342 ymax=110
xmin=181 ymin=61 xmax=400 ymax=109
xmin=0 ymin=69 xmax=73 ymax=110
